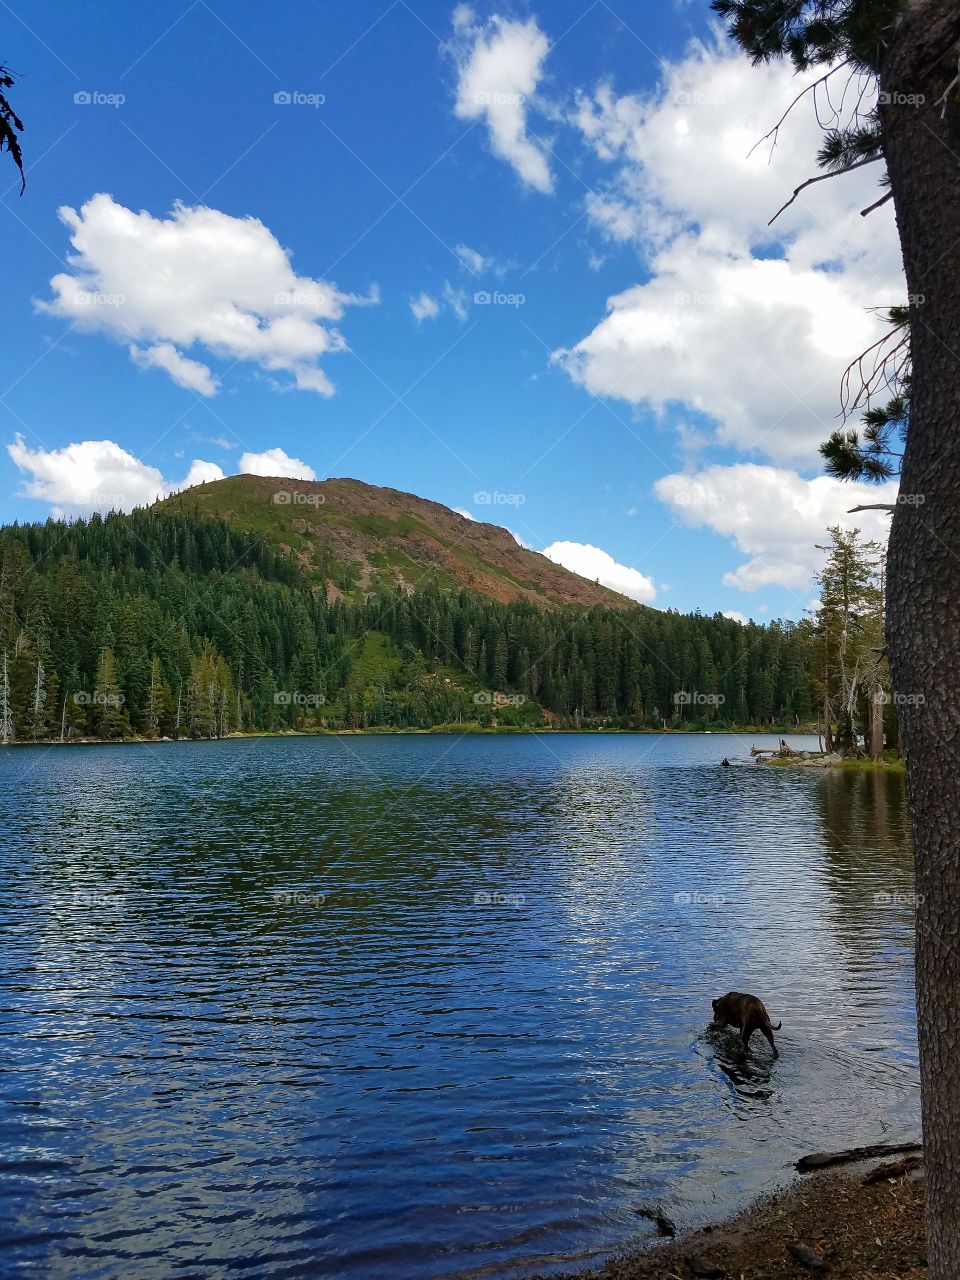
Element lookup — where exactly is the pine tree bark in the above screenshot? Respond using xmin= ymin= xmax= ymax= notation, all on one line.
xmin=881 ymin=5 xmax=960 ymax=1275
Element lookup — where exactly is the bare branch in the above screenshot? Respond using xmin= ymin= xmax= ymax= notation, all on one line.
xmin=768 ymin=155 xmax=882 ymax=225
xmin=935 ymin=51 xmax=960 ymax=118
xmin=847 ymin=503 xmax=896 ymax=512
xmin=747 ymin=62 xmax=851 ymax=162
xmin=860 ymin=190 xmax=894 ymax=217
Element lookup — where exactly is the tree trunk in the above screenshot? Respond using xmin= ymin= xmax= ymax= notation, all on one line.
xmin=881 ymin=7 xmax=960 ymax=1276
xmin=869 ymin=690 xmax=884 ymax=762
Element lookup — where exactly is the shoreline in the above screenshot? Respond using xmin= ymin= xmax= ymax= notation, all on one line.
xmin=555 ymin=1148 xmax=926 ymax=1279
xmin=0 ymin=726 xmax=822 ymax=748
xmin=762 ymin=752 xmax=906 ymax=774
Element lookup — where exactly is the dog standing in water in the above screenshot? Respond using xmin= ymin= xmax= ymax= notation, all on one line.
xmin=711 ymin=991 xmax=781 ymax=1057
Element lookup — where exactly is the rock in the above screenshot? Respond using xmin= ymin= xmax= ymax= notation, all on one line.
xmin=787 ymin=1242 xmax=828 ymax=1271
xmin=634 ymin=1205 xmax=677 ymax=1237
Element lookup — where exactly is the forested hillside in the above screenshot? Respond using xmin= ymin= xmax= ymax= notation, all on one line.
xmin=0 ymin=500 xmax=816 ymax=740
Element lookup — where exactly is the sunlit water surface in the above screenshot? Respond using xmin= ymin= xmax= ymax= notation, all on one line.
xmin=0 ymin=734 xmax=918 ymax=1278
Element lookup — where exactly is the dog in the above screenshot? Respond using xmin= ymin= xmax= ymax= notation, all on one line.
xmin=711 ymin=991 xmax=781 ymax=1057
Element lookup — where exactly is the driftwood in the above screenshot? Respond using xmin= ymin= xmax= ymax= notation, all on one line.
xmin=634 ymin=1205 xmax=676 ymax=1236
xmin=862 ymin=1153 xmax=924 ymax=1184
xmin=797 ymin=1141 xmax=922 ymax=1172
xmin=751 ymin=739 xmax=799 ymax=759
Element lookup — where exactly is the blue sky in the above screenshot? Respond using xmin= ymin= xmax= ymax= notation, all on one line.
xmin=0 ymin=0 xmax=902 ymax=618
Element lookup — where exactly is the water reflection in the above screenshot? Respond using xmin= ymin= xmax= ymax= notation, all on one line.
xmin=0 ymin=735 xmax=918 ymax=1279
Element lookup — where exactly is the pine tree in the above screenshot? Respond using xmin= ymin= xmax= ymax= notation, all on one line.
xmin=94 ymin=648 xmax=128 ymax=740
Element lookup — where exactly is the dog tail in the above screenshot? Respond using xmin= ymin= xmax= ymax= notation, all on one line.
xmin=772 ymin=1021 xmax=782 ymax=1031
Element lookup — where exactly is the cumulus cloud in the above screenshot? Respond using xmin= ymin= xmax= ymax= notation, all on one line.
xmin=239 ymin=447 xmax=317 ymax=480
xmin=722 ymin=610 xmax=748 ymax=624
xmin=555 ymin=37 xmax=905 ymax=464
xmin=39 ymin=194 xmax=374 ymax=397
xmin=7 ymin=434 xmax=224 ymax=516
xmin=410 ymin=292 xmax=440 ymax=323
xmin=542 ymin=539 xmax=656 ymax=603
xmin=451 ymin=9 xmax=553 ymax=194
xmin=655 ymin=464 xmax=898 ymax=592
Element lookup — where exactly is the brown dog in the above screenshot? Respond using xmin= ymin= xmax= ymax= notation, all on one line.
xmin=711 ymin=991 xmax=781 ymax=1057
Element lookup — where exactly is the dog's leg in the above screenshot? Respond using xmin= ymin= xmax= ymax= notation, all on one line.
xmin=761 ymin=1024 xmax=779 ymax=1058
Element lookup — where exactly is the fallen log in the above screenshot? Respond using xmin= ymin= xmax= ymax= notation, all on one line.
xmin=862 ymin=1153 xmax=924 ymax=1184
xmin=797 ymin=1141 xmax=922 ymax=1172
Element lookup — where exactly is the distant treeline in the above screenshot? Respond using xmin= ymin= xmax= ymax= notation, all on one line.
xmin=0 ymin=509 xmax=816 ymax=739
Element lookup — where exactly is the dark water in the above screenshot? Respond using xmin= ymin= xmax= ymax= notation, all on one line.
xmin=0 ymin=734 xmax=919 ymax=1279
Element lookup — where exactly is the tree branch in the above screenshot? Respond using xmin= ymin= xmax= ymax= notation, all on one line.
xmin=860 ymin=190 xmax=894 ymax=217
xmin=748 ymin=62 xmax=851 ymax=162
xmin=768 ymin=156 xmax=882 ymax=225
xmin=848 ymin=503 xmax=896 ymax=512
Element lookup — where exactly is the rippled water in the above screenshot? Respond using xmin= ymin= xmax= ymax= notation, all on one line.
xmin=0 ymin=734 xmax=919 ymax=1279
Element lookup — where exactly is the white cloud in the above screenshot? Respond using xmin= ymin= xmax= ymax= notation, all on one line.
xmin=655 ymin=463 xmax=898 ymax=592
xmin=455 ymin=243 xmax=490 ymax=274
xmin=722 ymin=610 xmax=748 ymax=624
xmin=239 ymin=447 xmax=317 ymax=480
xmin=130 ymin=341 xmax=219 ymax=397
xmin=443 ymin=280 xmax=469 ymax=322
xmin=410 ymin=292 xmax=440 ymax=323
xmin=7 ymin=433 xmax=224 ymax=515
xmin=542 ymin=539 xmax=656 ymax=603
xmin=451 ymin=10 xmax=553 ymax=194
xmin=555 ymin=37 xmax=905 ymax=464
xmin=453 ymin=506 xmax=477 ymax=520
xmin=39 ymin=194 xmax=374 ymax=397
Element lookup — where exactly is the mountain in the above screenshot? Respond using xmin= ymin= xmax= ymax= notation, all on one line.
xmin=159 ymin=474 xmax=634 ymax=610
xmin=0 ymin=476 xmax=817 ymax=741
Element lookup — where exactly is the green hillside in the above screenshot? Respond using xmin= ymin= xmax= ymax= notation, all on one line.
xmin=0 ymin=476 xmax=817 ymax=740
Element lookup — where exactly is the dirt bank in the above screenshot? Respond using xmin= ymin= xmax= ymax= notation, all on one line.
xmin=552 ymin=1153 xmax=925 ymax=1279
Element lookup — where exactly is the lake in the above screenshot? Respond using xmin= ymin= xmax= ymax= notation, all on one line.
xmin=0 ymin=734 xmax=919 ymax=1279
